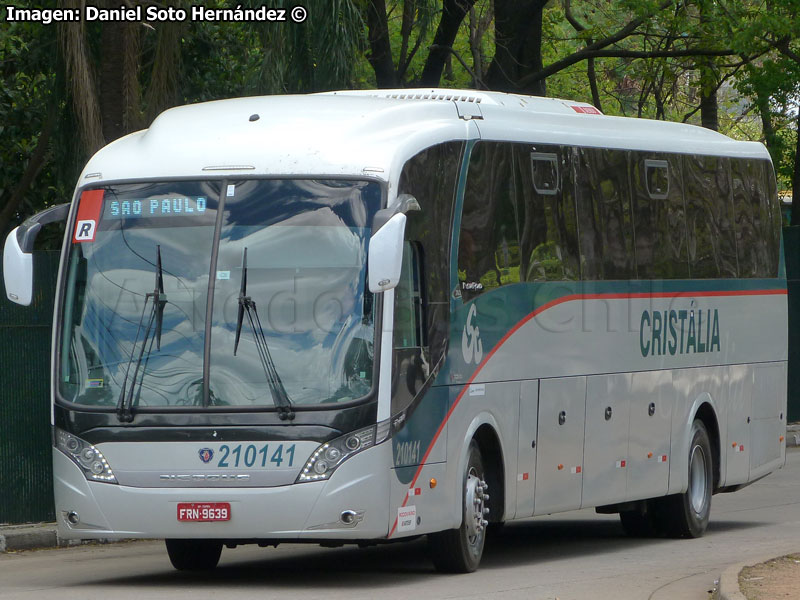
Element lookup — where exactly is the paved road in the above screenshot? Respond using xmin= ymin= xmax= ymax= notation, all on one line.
xmin=2 ymin=448 xmax=799 ymax=600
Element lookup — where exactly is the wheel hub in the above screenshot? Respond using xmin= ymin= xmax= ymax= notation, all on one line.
xmin=689 ymin=445 xmax=707 ymax=514
xmin=465 ymin=470 xmax=489 ymax=544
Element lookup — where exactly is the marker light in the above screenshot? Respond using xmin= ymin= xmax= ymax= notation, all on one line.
xmin=55 ymin=428 xmax=117 ymax=484
xmin=296 ymin=419 xmax=391 ymax=483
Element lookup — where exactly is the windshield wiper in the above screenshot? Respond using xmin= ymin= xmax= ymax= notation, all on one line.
xmin=234 ymin=248 xmax=295 ymax=420
xmin=116 ymin=245 xmax=167 ymax=422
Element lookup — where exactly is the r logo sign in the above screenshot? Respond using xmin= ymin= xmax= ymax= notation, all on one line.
xmin=74 ymin=219 xmax=96 ymax=242
xmin=461 ymin=304 xmax=483 ymax=365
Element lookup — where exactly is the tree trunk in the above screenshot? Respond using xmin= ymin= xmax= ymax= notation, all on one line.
xmin=419 ymin=0 xmax=477 ymax=87
xmin=755 ymin=90 xmax=782 ymax=171
xmin=122 ymin=22 xmax=142 ymax=133
xmin=59 ymin=1 xmax=104 ymax=154
xmin=485 ymin=0 xmax=548 ymax=96
xmin=563 ymin=0 xmax=600 ymax=109
xmin=398 ymin=0 xmax=416 ymax=76
xmin=100 ymin=20 xmax=126 ymax=143
xmin=698 ymin=5 xmax=719 ymax=132
xmin=699 ymin=85 xmax=718 ymax=131
xmin=144 ymin=22 xmax=183 ymax=123
xmin=0 ymin=106 xmax=55 ymax=237
xmin=366 ymin=0 xmax=398 ymax=88
xmin=587 ymin=58 xmax=602 ymax=111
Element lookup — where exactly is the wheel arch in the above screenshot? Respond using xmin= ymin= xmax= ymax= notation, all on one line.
xmin=472 ymin=424 xmax=505 ymax=523
xmin=681 ymin=394 xmax=721 ymax=492
xmin=455 ymin=414 xmax=507 ymax=524
xmin=694 ymin=402 xmax=721 ymax=491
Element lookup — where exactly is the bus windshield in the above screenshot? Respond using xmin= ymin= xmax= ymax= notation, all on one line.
xmin=58 ymin=179 xmax=381 ymax=411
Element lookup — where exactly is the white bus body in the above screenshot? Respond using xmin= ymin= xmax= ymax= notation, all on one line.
xmin=3 ymin=89 xmax=787 ymax=572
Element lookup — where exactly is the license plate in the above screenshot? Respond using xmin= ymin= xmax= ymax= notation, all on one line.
xmin=177 ymin=502 xmax=231 ymax=522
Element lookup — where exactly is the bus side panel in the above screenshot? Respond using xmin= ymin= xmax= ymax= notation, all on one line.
xmin=626 ymin=369 xmax=673 ymax=501
xmin=724 ymin=364 xmax=753 ymax=487
xmin=390 ymin=462 xmax=450 ymax=537
xmin=534 ymin=377 xmax=586 ymax=515
xmin=749 ymin=362 xmax=787 ymax=480
xmin=514 ymin=379 xmax=538 ymax=519
xmin=582 ymin=374 xmax=631 ymax=508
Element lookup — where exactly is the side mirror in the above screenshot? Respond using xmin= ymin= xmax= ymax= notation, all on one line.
xmin=3 ymin=203 xmax=70 ymax=306
xmin=368 ymin=213 xmax=406 ymax=293
xmin=3 ymin=227 xmax=33 ymax=305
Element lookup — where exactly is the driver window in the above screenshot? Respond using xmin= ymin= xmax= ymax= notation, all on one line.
xmin=394 ymin=241 xmax=425 ymax=349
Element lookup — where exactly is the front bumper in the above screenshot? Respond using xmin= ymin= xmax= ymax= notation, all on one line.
xmin=54 ymin=442 xmax=391 ymax=540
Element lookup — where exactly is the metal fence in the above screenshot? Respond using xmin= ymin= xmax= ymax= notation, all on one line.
xmin=785 ymin=227 xmax=800 ymax=422
xmin=0 ymin=252 xmax=60 ymax=524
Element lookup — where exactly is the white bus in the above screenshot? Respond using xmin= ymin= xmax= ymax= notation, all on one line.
xmin=3 ymin=89 xmax=787 ymax=573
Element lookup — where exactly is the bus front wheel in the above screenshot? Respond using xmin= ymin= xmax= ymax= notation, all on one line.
xmin=428 ymin=441 xmax=489 ymax=573
xmin=654 ymin=419 xmax=713 ymax=538
xmin=165 ymin=539 xmax=223 ymax=571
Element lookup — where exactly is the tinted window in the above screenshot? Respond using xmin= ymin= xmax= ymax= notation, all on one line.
xmin=763 ymin=161 xmax=782 ymax=276
xmin=732 ymin=158 xmax=771 ymax=277
xmin=399 ymin=142 xmax=463 ymax=312
xmin=395 ymin=142 xmax=462 ymax=413
xmin=684 ymin=155 xmax=738 ymax=277
xmin=394 ymin=242 xmax=425 ymax=349
xmin=518 ymin=144 xmax=580 ymax=281
xmin=458 ymin=142 xmax=521 ymax=299
xmin=631 ymin=153 xmax=690 ymax=278
xmin=575 ymin=148 xmax=635 ymax=279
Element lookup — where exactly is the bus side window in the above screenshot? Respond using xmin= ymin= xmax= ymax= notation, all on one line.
xmin=516 ymin=144 xmax=579 ymax=281
xmin=763 ymin=161 xmax=782 ymax=276
xmin=394 ymin=141 xmax=462 ymax=415
xmin=458 ymin=142 xmax=521 ymax=299
xmin=631 ymin=153 xmax=690 ymax=279
xmin=575 ymin=147 xmax=635 ymax=280
xmin=684 ymin=155 xmax=738 ymax=278
xmin=394 ymin=241 xmax=426 ymax=349
xmin=732 ymin=158 xmax=765 ymax=278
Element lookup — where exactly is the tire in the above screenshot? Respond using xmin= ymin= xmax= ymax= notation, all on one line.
xmin=165 ymin=539 xmax=223 ymax=571
xmin=652 ymin=419 xmax=713 ymax=538
xmin=428 ymin=441 xmax=489 ymax=573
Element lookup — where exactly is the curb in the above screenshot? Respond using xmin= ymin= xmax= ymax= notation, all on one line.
xmin=714 ymin=552 xmax=797 ymax=600
xmin=0 ymin=523 xmax=73 ymax=553
xmin=715 ymin=559 xmax=750 ymax=600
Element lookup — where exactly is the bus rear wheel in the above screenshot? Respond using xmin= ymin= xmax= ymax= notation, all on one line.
xmin=428 ymin=441 xmax=489 ymax=573
xmin=165 ymin=539 xmax=223 ymax=571
xmin=653 ymin=419 xmax=713 ymax=538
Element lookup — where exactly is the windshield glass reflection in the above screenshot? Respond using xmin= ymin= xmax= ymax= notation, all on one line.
xmin=58 ymin=179 xmax=381 ymax=411
xmin=209 ymin=180 xmax=380 ymax=407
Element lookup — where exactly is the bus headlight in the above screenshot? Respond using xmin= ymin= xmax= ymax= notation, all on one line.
xmin=55 ymin=428 xmax=117 ymax=484
xmin=296 ymin=419 xmax=391 ymax=483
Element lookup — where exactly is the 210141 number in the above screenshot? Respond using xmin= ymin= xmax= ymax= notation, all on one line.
xmin=217 ymin=443 xmax=295 ymax=468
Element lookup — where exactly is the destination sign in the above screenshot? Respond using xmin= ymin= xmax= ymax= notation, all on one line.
xmin=104 ymin=196 xmax=207 ymax=219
